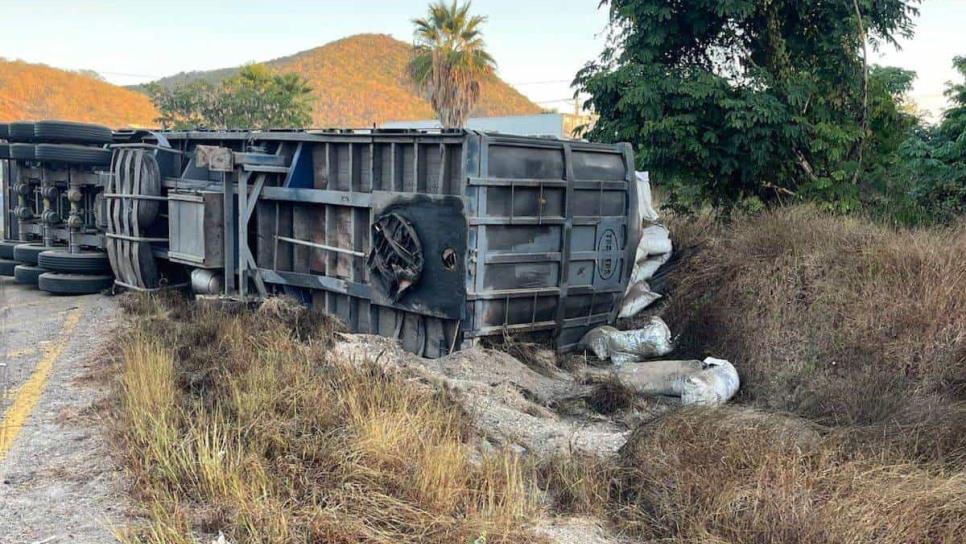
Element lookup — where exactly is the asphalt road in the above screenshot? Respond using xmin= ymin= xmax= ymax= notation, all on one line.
xmin=0 ymin=277 xmax=125 ymax=543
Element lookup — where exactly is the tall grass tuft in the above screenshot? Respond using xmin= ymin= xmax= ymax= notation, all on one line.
xmin=112 ymin=295 xmax=540 ymax=543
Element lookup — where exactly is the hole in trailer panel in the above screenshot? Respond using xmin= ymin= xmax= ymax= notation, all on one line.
xmin=441 ymin=247 xmax=457 ymax=271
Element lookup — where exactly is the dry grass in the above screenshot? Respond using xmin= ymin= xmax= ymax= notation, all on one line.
xmin=536 ymin=453 xmax=616 ymax=518
xmin=591 ymin=207 xmax=966 ymax=543
xmin=111 ymin=294 xmax=541 ymax=543
xmin=483 ymin=331 xmax=560 ymax=377
xmin=612 ymin=407 xmax=966 ymax=544
xmin=661 ymin=206 xmax=966 ymax=431
xmin=108 ymin=207 xmax=966 ymax=543
xmin=584 ymin=376 xmax=636 ymax=416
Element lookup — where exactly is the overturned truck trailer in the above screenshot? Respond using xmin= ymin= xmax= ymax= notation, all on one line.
xmin=108 ymin=129 xmax=640 ymax=357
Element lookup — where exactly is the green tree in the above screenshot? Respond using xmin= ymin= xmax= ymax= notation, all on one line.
xmin=408 ymin=0 xmax=496 ymax=128
xmin=900 ymin=56 xmax=966 ymax=221
xmin=148 ymin=64 xmax=313 ymax=129
xmin=575 ymin=0 xmax=919 ymax=212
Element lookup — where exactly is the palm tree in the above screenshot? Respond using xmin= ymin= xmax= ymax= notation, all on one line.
xmin=408 ymin=1 xmax=496 ymax=128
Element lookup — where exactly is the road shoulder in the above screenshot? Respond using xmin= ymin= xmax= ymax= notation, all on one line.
xmin=0 ymin=292 xmax=127 ymax=543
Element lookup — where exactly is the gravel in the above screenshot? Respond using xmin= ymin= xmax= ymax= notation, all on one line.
xmin=0 ymin=278 xmax=127 ymax=543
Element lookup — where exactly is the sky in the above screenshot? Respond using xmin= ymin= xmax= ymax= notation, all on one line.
xmin=872 ymin=0 xmax=964 ymax=120
xmin=0 ymin=0 xmax=962 ymax=118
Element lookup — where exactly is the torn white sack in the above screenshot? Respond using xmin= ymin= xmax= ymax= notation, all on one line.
xmin=618 ymin=281 xmax=663 ymax=319
xmin=601 ymin=356 xmax=740 ymax=406
xmin=578 ymin=317 xmax=673 ymax=365
xmin=619 ymin=171 xmax=673 ymax=319
xmin=681 ymin=357 xmax=740 ymax=406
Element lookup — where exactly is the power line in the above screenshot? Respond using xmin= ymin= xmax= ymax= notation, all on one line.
xmin=533 ymin=97 xmax=582 ymax=104
xmin=509 ymin=79 xmax=573 ymax=86
xmin=94 ymin=70 xmax=161 ymax=79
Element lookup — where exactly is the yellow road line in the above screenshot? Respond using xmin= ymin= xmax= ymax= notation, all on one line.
xmin=0 ymin=307 xmax=82 ymax=460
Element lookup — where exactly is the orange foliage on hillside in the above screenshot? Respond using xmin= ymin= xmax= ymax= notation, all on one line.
xmin=0 ymin=34 xmax=540 ymax=130
xmin=270 ymin=34 xmax=542 ymax=127
xmin=0 ymin=59 xmax=157 ymax=128
xmin=152 ymin=34 xmax=543 ymax=127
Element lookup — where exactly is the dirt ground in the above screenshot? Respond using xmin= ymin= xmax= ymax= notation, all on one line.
xmin=0 ymin=278 xmax=125 ymax=543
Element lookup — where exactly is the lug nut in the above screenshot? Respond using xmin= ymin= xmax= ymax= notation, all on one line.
xmin=42 ymin=210 xmax=61 ymax=225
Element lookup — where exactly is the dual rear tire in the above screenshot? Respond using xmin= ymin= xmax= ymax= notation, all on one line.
xmin=38 ymin=273 xmax=114 ymax=295
xmin=0 ymin=240 xmax=18 ymax=259
xmin=0 ymin=258 xmax=17 ymax=276
xmin=37 ymin=250 xmax=111 ymax=274
xmin=3 ymin=120 xmax=115 ymax=293
xmin=14 ymin=264 xmax=45 ymax=285
xmin=7 ymin=245 xmax=113 ymax=294
xmin=13 ymin=243 xmax=46 ymax=265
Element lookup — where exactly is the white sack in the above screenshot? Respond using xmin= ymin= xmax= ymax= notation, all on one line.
xmin=629 ymin=251 xmax=671 ymax=286
xmin=636 ymin=224 xmax=673 ymax=260
xmin=620 ymin=171 xmax=673 ymax=319
xmin=611 ymin=359 xmax=705 ymax=396
xmin=681 ymin=357 xmax=740 ymax=406
xmin=600 ymin=356 xmax=739 ymax=406
xmin=618 ymin=281 xmax=662 ymax=319
xmin=579 ymin=317 xmax=673 ymax=365
xmin=636 ymin=171 xmax=660 ymax=222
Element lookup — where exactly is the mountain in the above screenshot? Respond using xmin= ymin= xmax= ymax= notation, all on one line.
xmin=0 ymin=59 xmax=157 ymax=127
xmin=142 ymin=33 xmax=543 ymax=127
xmin=0 ymin=34 xmax=542 ymax=129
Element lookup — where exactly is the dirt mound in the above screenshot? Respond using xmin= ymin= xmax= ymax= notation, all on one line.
xmin=334 ymin=334 xmax=643 ymax=458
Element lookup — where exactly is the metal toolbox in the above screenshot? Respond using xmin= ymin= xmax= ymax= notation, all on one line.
xmin=168 ymin=191 xmax=224 ymax=268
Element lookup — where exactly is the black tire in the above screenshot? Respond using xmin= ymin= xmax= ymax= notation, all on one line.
xmin=0 ymin=143 xmax=8 ymax=160
xmin=9 ymin=143 xmax=36 ymax=161
xmin=34 ymin=120 xmax=113 ymax=145
xmin=8 ymin=122 xmax=35 ymax=143
xmin=38 ymin=272 xmax=114 ymax=295
xmin=0 ymin=258 xmax=17 ymax=276
xmin=13 ymin=243 xmax=49 ymax=265
xmin=38 ymin=250 xmax=111 ymax=273
xmin=0 ymin=240 xmax=18 ymax=259
xmin=35 ymin=144 xmax=111 ymax=167
xmin=0 ymin=123 xmax=8 ymax=140
xmin=14 ymin=264 xmax=45 ymax=285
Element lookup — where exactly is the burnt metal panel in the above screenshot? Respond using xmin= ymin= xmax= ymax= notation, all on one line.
xmin=368 ymin=191 xmax=467 ymax=320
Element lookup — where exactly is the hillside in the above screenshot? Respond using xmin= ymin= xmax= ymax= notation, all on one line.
xmin=0 ymin=59 xmax=157 ymax=127
xmin=143 ymin=33 xmax=543 ymax=127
